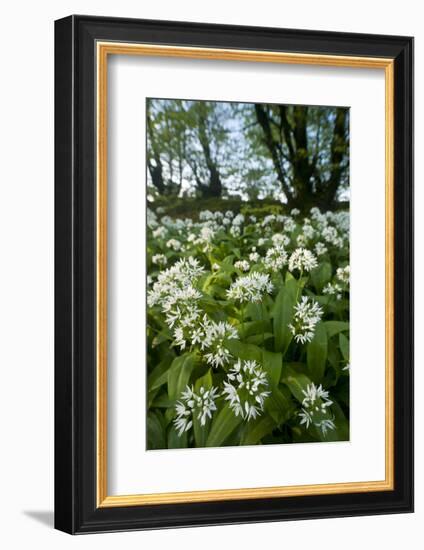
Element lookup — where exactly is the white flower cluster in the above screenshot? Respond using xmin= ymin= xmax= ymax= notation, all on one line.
xmin=314 ymin=242 xmax=328 ymax=256
xmin=148 ymin=257 xmax=204 ymax=310
xmin=262 ymin=244 xmax=288 ymax=273
xmin=226 ymin=272 xmax=274 ymax=303
xmin=323 ymin=282 xmax=343 ymax=300
xmin=289 ymin=296 xmax=323 ymax=344
xmin=234 ymin=259 xmax=250 ymax=272
xmin=288 ymin=247 xmax=318 ymax=273
xmin=222 ymin=359 xmax=270 ymax=421
xmin=336 ymin=265 xmax=350 ymax=284
xmin=201 ymin=319 xmax=238 ymax=368
xmin=152 ymin=253 xmax=167 ymax=266
xmin=298 ymin=383 xmax=336 ymax=436
xmin=174 ymin=385 xmax=219 ymax=436
xmin=147 ymin=257 xmax=205 ymax=350
xmin=271 ymin=233 xmax=290 ymax=247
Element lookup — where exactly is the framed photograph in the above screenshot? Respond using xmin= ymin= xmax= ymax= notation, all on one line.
xmin=54 ymin=15 xmax=414 ymax=534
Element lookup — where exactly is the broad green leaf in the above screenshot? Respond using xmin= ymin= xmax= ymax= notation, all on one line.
xmin=307 ymin=322 xmax=328 ymax=383
xmin=261 ymin=350 xmax=283 ymax=385
xmin=281 ymin=366 xmax=312 ymax=403
xmin=246 ymin=333 xmax=273 ymax=345
xmin=167 ymin=353 xmax=198 ymax=402
xmin=324 ymin=321 xmax=349 ymax=338
xmin=167 ymin=424 xmax=188 ymax=449
xmin=339 ymin=332 xmax=349 ymax=362
xmin=246 ymin=302 xmax=265 ymax=321
xmin=242 ymin=415 xmax=277 ymax=445
xmin=148 ymin=354 xmax=174 ymax=393
xmin=225 ymin=340 xmax=262 ymax=362
xmin=206 ymin=403 xmax=243 ymax=447
xmin=238 ymin=320 xmax=272 ymax=338
xmin=272 ymin=278 xmax=298 ymax=353
xmin=151 ymin=394 xmax=173 ymax=408
xmin=147 ymin=412 xmax=166 ymax=450
xmin=151 ymin=329 xmax=172 ymax=347
xmin=310 ymin=262 xmax=332 ymax=293
xmin=264 ymin=383 xmax=293 ymax=424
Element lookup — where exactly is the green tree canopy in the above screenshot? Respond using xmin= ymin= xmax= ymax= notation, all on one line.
xmin=146 ymin=98 xmax=349 ymax=210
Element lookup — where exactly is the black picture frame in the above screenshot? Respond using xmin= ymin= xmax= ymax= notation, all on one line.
xmin=55 ymin=14 xmax=414 ymax=534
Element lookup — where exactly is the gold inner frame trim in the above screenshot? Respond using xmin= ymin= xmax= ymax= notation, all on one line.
xmin=96 ymin=41 xmax=395 ymax=508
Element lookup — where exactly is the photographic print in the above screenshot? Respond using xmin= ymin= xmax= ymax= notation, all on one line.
xmin=146 ymin=98 xmax=350 ymax=450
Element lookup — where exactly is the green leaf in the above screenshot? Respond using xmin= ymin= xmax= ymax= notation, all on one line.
xmin=281 ymin=366 xmax=312 ymax=403
xmin=151 ymin=394 xmax=173 ymax=408
xmin=242 ymin=415 xmax=276 ymax=445
xmin=307 ymin=322 xmax=328 ymax=383
xmin=324 ymin=321 xmax=349 ymax=338
xmin=264 ymin=383 xmax=293 ymax=424
xmin=339 ymin=332 xmax=349 ymax=362
xmin=246 ymin=333 xmax=273 ymax=345
xmin=148 ymin=354 xmax=174 ymax=393
xmin=225 ymin=340 xmax=262 ymax=362
xmin=245 ymin=302 xmax=265 ymax=321
xmin=167 ymin=424 xmax=188 ymax=449
xmin=261 ymin=350 xmax=283 ymax=386
xmin=147 ymin=411 xmax=166 ymax=450
xmin=272 ymin=278 xmax=297 ymax=353
xmin=206 ymin=403 xmax=243 ymax=447
xmin=238 ymin=320 xmax=272 ymax=338
xmin=167 ymin=353 xmax=198 ymax=402
xmin=310 ymin=262 xmax=332 ymax=293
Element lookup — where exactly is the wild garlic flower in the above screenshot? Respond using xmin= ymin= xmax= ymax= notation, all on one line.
xmin=234 ymin=260 xmax=250 ymax=272
xmin=147 ymin=258 xmax=205 ymax=329
xmin=283 ymin=217 xmax=296 ymax=233
xmin=298 ymin=383 xmax=335 ymax=437
xmin=321 ymin=225 xmax=343 ymax=247
xmin=199 ymin=210 xmax=214 ymax=221
xmin=212 ymin=262 xmax=220 ymax=271
xmin=262 ymin=245 xmax=288 ymax=273
xmin=152 ymin=253 xmax=167 ymax=266
xmin=302 ymin=224 xmax=315 ymax=239
xmin=201 ymin=319 xmax=238 ymax=368
xmin=314 ymin=242 xmax=328 ymax=256
xmin=226 ymin=272 xmax=274 ymax=304
xmin=232 ymin=214 xmax=245 ymax=226
xmin=262 ymin=214 xmax=276 ymax=226
xmin=171 ymin=306 xmax=204 ymax=350
xmin=296 ymin=234 xmax=307 ymax=247
xmin=249 ymin=252 xmax=260 ymax=263
xmin=223 ymin=359 xmax=270 ymax=421
xmin=323 ymin=282 xmax=343 ymax=300
xmin=309 ymin=207 xmax=322 ymax=219
xmin=152 ymin=226 xmax=167 ymax=239
xmin=336 ymin=265 xmax=350 ymax=284
xmin=288 ymin=247 xmax=318 ymax=273
xmin=271 ymin=233 xmax=290 ymax=247
xmin=289 ymin=296 xmax=323 ymax=344
xmin=230 ymin=225 xmax=241 ymax=238
xmin=174 ymin=385 xmax=219 ymax=436
xmin=290 ymin=208 xmax=300 ymax=216
xmin=147 ymin=208 xmax=158 ymax=229
xmin=166 ymin=238 xmax=182 ymax=251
